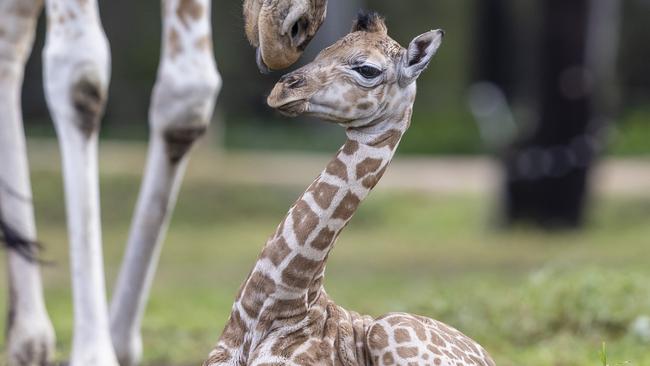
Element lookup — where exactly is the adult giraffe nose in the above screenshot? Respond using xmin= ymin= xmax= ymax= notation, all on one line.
xmin=256 ymin=48 xmax=271 ymax=74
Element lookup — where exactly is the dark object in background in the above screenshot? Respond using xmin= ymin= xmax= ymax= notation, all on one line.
xmin=496 ymin=0 xmax=606 ymax=229
xmin=473 ymin=0 xmax=516 ymax=100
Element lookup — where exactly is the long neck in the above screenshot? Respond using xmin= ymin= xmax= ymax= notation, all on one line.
xmin=256 ymin=124 xmax=406 ymax=301
xmin=207 ymin=104 xmax=413 ymax=365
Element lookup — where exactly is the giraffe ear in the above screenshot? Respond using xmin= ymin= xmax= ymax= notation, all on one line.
xmin=398 ymin=30 xmax=444 ymax=87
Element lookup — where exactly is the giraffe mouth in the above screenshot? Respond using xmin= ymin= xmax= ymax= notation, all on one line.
xmin=274 ymin=100 xmax=309 ymax=117
xmin=256 ymin=48 xmax=271 ymax=74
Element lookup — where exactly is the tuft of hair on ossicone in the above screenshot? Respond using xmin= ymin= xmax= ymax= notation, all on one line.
xmin=351 ymin=10 xmax=388 ymax=34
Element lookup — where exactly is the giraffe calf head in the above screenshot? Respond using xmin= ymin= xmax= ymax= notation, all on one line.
xmin=268 ymin=11 xmax=443 ymax=127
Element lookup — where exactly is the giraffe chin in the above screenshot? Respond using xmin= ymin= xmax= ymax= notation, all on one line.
xmin=274 ymin=100 xmax=309 ymax=117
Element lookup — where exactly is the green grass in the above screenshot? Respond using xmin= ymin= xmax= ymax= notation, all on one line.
xmin=1 ymin=149 xmax=650 ymax=365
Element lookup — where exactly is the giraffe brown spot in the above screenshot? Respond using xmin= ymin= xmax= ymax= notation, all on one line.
xmin=382 ymin=352 xmax=395 ymax=365
xmin=386 ymin=316 xmax=402 ymax=326
xmin=367 ymin=324 xmax=389 ymax=349
xmin=219 ymin=310 xmax=247 ymax=348
xmin=342 ymin=140 xmax=359 ymax=155
xmin=242 ymin=340 xmax=251 ymax=356
xmin=355 ymin=157 xmax=382 ymax=179
xmin=203 ymin=347 xmax=231 ymax=365
xmin=451 ymin=345 xmax=465 ymax=359
xmin=260 ymin=236 xmax=291 ymax=266
xmin=456 ymin=338 xmax=473 ymax=352
xmin=408 ymin=318 xmax=428 ymax=341
xmin=240 ymin=271 xmax=276 ymax=318
xmin=394 ymin=328 xmax=411 ymax=343
xmin=195 ymin=34 xmax=212 ymax=51
xmin=163 ymin=125 xmax=207 ymax=164
xmin=71 ymin=75 xmax=106 ymax=138
xmin=325 ymin=158 xmax=348 ymax=181
xmin=434 ymin=357 xmax=442 ymax=365
xmin=370 ymin=129 xmax=401 ymax=149
xmin=292 ymin=200 xmax=319 ymax=246
xmin=343 ymin=87 xmax=364 ymax=102
xmin=396 ymin=346 xmax=418 ymax=358
xmin=256 ymin=297 xmax=307 ymax=334
xmin=271 ymin=298 xmax=308 ymax=318
xmin=442 ymin=349 xmax=455 ymax=359
xmin=311 ymin=227 xmax=335 ymax=250
xmin=168 ymin=28 xmax=182 ymax=59
xmin=270 ymin=330 xmax=309 ymax=359
xmin=176 ymin=0 xmax=204 ymax=27
xmin=357 ymin=102 xmax=372 ymax=110
xmin=332 ymin=191 xmax=360 ymax=221
xmin=281 ymin=254 xmax=318 ymax=289
xmin=362 ymin=164 xmax=388 ymax=189
xmin=308 ymin=182 xmax=338 ymax=209
xmin=430 ymin=331 xmax=445 ymax=347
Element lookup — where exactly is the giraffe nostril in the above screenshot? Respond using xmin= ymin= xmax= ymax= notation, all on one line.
xmin=281 ymin=74 xmax=305 ymax=89
xmin=287 ymin=78 xmax=304 ymax=89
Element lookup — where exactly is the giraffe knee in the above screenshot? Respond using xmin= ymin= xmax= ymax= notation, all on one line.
xmin=163 ymin=125 xmax=208 ymax=164
xmin=70 ymin=74 xmax=107 ymax=138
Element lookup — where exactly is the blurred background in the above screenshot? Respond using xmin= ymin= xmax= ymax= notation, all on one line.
xmin=2 ymin=0 xmax=650 ymax=365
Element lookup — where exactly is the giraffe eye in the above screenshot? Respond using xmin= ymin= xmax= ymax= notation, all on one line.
xmin=353 ymin=65 xmax=382 ymax=79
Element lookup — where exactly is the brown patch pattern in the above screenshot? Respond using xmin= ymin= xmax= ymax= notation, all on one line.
xmin=332 ymin=191 xmax=360 ymax=220
xmin=325 ymin=158 xmax=348 ymax=181
xmin=355 ymin=157 xmax=383 ymax=179
xmin=176 ymin=0 xmax=204 ymax=27
xmin=281 ymin=254 xmax=319 ymax=289
xmin=291 ymin=200 xmax=319 ymax=246
xmin=308 ymin=182 xmax=339 ymax=209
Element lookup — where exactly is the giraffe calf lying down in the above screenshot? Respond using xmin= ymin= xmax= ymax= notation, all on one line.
xmin=204 ymin=12 xmax=496 ymax=366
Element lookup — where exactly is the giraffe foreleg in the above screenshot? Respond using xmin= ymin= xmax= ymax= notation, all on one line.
xmin=109 ymin=1 xmax=221 ymax=365
xmin=42 ymin=0 xmax=117 ymax=364
xmin=0 ymin=0 xmax=57 ymax=364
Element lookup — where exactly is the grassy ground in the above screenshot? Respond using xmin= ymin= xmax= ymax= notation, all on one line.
xmin=1 ymin=143 xmax=650 ymax=365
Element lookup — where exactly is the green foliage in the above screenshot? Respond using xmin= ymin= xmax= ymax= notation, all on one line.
xmin=609 ymin=108 xmax=650 ymax=156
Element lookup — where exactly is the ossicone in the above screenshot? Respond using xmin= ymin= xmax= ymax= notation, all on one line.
xmin=351 ymin=10 xmax=388 ymax=35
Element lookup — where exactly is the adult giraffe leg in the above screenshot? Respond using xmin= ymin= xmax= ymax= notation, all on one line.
xmin=42 ymin=0 xmax=117 ymax=364
xmin=0 ymin=2 xmax=57 ymax=365
xmin=109 ymin=1 xmax=221 ymax=364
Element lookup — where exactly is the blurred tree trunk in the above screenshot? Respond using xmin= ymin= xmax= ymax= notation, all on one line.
xmin=473 ymin=0 xmax=515 ymax=98
xmin=502 ymin=0 xmax=620 ymax=229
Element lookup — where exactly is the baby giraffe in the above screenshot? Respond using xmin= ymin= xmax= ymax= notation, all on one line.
xmin=204 ymin=12 xmax=495 ymax=366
